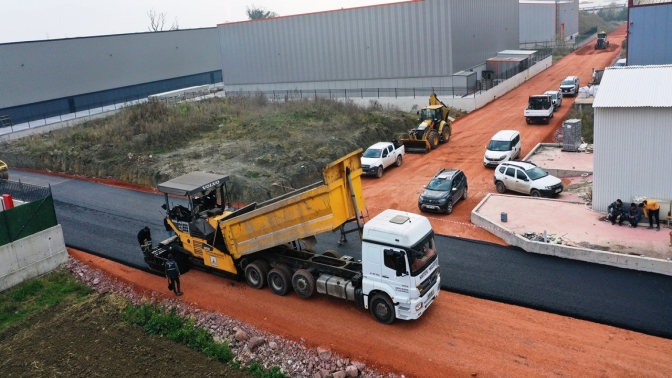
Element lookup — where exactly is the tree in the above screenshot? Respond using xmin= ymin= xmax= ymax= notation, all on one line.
xmin=246 ymin=5 xmax=278 ymax=20
xmin=147 ymin=9 xmax=179 ymax=32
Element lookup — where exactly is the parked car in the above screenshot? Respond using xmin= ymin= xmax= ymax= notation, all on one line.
xmin=361 ymin=141 xmax=404 ymax=178
xmin=543 ymin=90 xmax=563 ymax=111
xmin=493 ymin=161 xmax=563 ymax=197
xmin=418 ymin=168 xmax=468 ymax=214
xmin=559 ymin=76 xmax=580 ymax=96
xmin=614 ymin=58 xmax=626 ymax=67
xmin=524 ymin=95 xmax=554 ymax=124
xmin=483 ymin=130 xmax=522 ymax=168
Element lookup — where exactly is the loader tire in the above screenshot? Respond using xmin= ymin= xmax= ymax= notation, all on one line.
xmin=245 ymin=261 xmax=270 ymax=289
xmin=292 ymin=269 xmax=315 ymax=299
xmin=427 ymin=130 xmax=439 ymax=150
xmin=268 ymin=267 xmax=292 ymax=296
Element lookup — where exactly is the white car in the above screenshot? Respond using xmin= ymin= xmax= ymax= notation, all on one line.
xmin=493 ymin=161 xmax=563 ymax=197
xmin=543 ymin=90 xmax=563 ymax=111
xmin=614 ymin=58 xmax=626 ymax=67
xmin=483 ymin=130 xmax=521 ymax=168
xmin=559 ymin=76 xmax=580 ymax=97
xmin=361 ymin=141 xmax=404 ymax=178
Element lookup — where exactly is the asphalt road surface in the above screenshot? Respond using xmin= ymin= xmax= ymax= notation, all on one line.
xmin=14 ymin=170 xmax=672 ymax=339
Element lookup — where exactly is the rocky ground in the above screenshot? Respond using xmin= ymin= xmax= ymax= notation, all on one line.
xmin=0 ymin=257 xmax=397 ymax=378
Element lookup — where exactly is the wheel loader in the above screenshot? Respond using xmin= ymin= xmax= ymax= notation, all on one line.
xmin=595 ymin=31 xmax=609 ymax=50
xmin=401 ymin=93 xmax=454 ymax=153
xmin=0 ymin=160 xmax=8 ymax=181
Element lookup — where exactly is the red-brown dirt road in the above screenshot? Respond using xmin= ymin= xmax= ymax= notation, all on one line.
xmin=361 ymin=25 xmax=628 ymax=245
xmin=64 ymin=24 xmax=672 ymax=378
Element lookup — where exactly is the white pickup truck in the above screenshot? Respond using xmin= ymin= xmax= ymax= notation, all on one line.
xmin=524 ymin=95 xmax=554 ymax=124
xmin=361 ymin=141 xmax=405 ymax=178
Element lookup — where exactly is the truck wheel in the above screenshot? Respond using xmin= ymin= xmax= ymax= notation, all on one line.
xmin=427 ymin=130 xmax=439 ymax=149
xmin=531 ymin=189 xmax=541 ymax=197
xmin=395 ymin=155 xmax=402 ymax=167
xmin=370 ymin=293 xmax=396 ymax=324
xmin=323 ymin=250 xmax=341 ymax=258
xmin=496 ymin=181 xmax=507 ymax=194
xmin=375 ymin=166 xmax=383 ymax=178
xmin=267 ymin=267 xmax=292 ymax=296
xmin=445 ymin=200 xmax=453 ymax=215
xmin=245 ymin=261 xmax=269 ymax=289
xmin=292 ymin=269 xmax=315 ymax=298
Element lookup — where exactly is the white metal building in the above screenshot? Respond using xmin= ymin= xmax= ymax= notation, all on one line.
xmin=519 ymin=0 xmax=579 ymax=47
xmin=592 ymin=65 xmax=672 ymax=212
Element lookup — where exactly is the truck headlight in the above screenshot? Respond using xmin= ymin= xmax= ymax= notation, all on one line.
xmin=415 ymin=302 xmax=423 ymax=311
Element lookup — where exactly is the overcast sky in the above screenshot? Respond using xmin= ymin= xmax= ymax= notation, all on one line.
xmin=0 ymin=0 xmax=406 ymax=44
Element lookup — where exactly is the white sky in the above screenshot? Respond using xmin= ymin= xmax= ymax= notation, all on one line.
xmin=0 ymin=0 xmax=403 ymax=44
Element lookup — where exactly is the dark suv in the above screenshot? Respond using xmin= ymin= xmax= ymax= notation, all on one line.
xmin=418 ymin=168 xmax=468 ymax=214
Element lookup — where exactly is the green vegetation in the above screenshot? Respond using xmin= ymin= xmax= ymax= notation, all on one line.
xmin=0 ymin=269 xmax=91 ymax=331
xmin=579 ymin=10 xmax=622 ymax=35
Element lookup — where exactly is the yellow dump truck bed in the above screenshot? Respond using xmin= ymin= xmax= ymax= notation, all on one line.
xmin=219 ymin=150 xmax=365 ymax=259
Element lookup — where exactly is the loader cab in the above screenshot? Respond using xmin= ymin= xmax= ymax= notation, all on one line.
xmin=418 ymin=106 xmax=442 ymax=122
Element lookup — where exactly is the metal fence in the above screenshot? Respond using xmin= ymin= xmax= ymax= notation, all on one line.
xmin=0 ymin=180 xmax=58 ymax=246
xmin=520 ymin=28 xmax=598 ymax=52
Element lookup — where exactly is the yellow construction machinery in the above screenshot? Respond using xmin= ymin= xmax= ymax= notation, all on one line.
xmin=595 ymin=31 xmax=609 ymax=50
xmin=144 ymin=150 xmax=441 ymax=323
xmin=401 ymin=93 xmax=454 ymax=153
xmin=0 ymin=160 xmax=8 ymax=181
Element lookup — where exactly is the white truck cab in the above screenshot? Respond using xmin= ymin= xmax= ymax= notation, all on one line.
xmin=361 ymin=209 xmax=440 ymax=323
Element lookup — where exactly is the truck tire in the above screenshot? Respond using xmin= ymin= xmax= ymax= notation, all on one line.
xmin=267 ymin=267 xmax=292 ymax=296
xmin=496 ymin=181 xmax=507 ymax=194
xmin=427 ymin=130 xmax=439 ymax=150
xmin=375 ymin=166 xmax=383 ymax=178
xmin=531 ymin=189 xmax=541 ymax=197
xmin=292 ymin=269 xmax=315 ymax=298
xmin=245 ymin=261 xmax=270 ymax=289
xmin=323 ymin=250 xmax=341 ymax=258
xmin=370 ymin=293 xmax=396 ymax=324
xmin=395 ymin=155 xmax=402 ymax=167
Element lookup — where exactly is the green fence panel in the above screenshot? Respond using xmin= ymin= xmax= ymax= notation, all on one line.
xmin=0 ymin=195 xmax=57 ymax=246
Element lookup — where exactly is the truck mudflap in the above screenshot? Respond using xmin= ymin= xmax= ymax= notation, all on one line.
xmin=400 ymin=139 xmax=430 ymax=154
xmin=143 ymin=237 xmax=191 ymax=275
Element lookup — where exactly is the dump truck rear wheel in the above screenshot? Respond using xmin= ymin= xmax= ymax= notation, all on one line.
xmin=323 ymin=250 xmax=340 ymax=258
xmin=245 ymin=261 xmax=269 ymax=289
xmin=375 ymin=166 xmax=383 ymax=178
xmin=292 ymin=269 xmax=315 ymax=298
xmin=268 ymin=267 xmax=292 ymax=296
xmin=428 ymin=130 xmax=439 ymax=149
xmin=370 ymin=293 xmax=395 ymax=324
xmin=395 ymin=155 xmax=402 ymax=167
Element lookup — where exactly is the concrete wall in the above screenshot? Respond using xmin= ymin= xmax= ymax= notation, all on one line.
xmin=0 ymin=225 xmax=67 ymax=292
xmin=217 ymin=0 xmax=518 ymax=87
xmin=0 ymin=28 xmax=222 ymax=109
xmin=628 ymin=3 xmax=672 ymax=65
xmin=471 ymin=194 xmax=672 ymax=276
xmin=593 ymin=107 xmax=672 ymax=212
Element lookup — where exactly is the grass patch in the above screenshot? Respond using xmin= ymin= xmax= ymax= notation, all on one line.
xmin=0 ymin=269 xmax=92 ymax=331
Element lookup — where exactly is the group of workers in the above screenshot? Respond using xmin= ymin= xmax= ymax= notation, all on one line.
xmin=607 ymin=199 xmax=661 ymax=231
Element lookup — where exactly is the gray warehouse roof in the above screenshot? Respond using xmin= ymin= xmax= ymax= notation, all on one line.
xmin=593 ymin=65 xmax=672 ymax=108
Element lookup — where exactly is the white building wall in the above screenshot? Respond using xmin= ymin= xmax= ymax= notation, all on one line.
xmin=593 ymin=107 xmax=672 ymax=212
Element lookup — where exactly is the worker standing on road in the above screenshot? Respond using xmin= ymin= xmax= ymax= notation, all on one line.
xmin=165 ymin=254 xmax=183 ymax=296
xmin=639 ymin=200 xmax=661 ymax=231
xmin=137 ymin=226 xmax=152 ymax=253
xmin=607 ymin=199 xmax=625 ymax=225
xmin=626 ymin=203 xmax=641 ymax=228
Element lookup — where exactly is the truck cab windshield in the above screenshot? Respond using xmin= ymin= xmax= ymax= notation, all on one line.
xmin=408 ymin=232 xmax=437 ymax=276
xmin=363 ymin=149 xmax=382 ymax=158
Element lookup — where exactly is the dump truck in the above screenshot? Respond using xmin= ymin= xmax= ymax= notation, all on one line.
xmin=595 ymin=31 xmax=609 ymax=50
xmin=401 ymin=93 xmax=453 ymax=153
xmin=0 ymin=160 xmax=8 ymax=181
xmin=144 ymin=150 xmax=441 ymax=324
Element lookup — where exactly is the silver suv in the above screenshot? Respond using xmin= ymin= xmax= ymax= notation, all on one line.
xmin=493 ymin=161 xmax=563 ymax=197
xmin=559 ymin=76 xmax=579 ymax=96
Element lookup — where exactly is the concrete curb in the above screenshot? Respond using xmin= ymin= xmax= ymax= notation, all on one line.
xmin=523 ymin=143 xmax=593 ymax=178
xmin=471 ymin=193 xmax=672 ymax=277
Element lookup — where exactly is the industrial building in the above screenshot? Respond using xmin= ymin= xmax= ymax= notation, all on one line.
xmin=217 ymin=0 xmax=519 ymax=93
xmin=627 ymin=0 xmax=672 ymax=65
xmin=519 ymin=0 xmax=579 ymax=48
xmin=0 ymin=28 xmax=223 ymax=125
xmin=592 ymin=65 xmax=672 ymax=213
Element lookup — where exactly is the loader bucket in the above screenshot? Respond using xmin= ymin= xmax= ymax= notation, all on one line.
xmin=401 ymin=139 xmax=430 ymax=154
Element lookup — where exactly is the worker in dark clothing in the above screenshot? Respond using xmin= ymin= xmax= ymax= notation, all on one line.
xmin=392 ymin=138 xmax=402 ymax=150
xmin=164 ymin=217 xmax=176 ymax=237
xmin=625 ymin=202 xmax=641 ymax=228
xmin=165 ymin=254 xmax=183 ymax=296
xmin=137 ymin=226 xmax=152 ymax=253
xmin=607 ymin=199 xmax=625 ymax=225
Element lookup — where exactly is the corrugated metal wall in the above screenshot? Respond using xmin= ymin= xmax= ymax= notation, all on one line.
xmin=593 ymin=107 xmax=672 ymax=212
xmin=519 ymin=3 xmax=555 ymax=44
xmin=558 ymin=1 xmax=579 ymax=38
xmin=628 ymin=4 xmax=672 ymax=65
xmin=0 ymin=28 xmax=222 ymax=109
xmin=218 ymin=0 xmax=518 ymax=88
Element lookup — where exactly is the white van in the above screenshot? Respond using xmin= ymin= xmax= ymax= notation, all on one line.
xmin=615 ymin=58 xmax=626 ymax=67
xmin=483 ymin=130 xmax=522 ymax=167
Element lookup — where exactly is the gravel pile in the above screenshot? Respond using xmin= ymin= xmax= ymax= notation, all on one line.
xmin=65 ymin=257 xmax=401 ymax=378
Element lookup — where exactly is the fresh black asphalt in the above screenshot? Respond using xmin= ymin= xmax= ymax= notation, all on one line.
xmin=14 ymin=170 xmax=672 ymax=339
